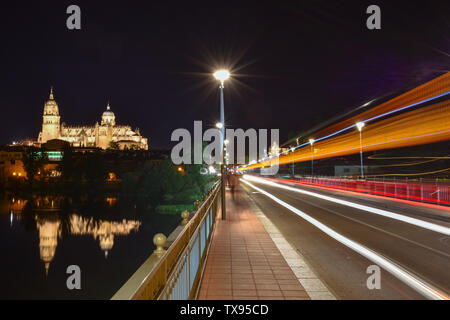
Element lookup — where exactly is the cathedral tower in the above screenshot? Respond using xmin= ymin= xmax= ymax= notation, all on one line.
xmin=41 ymin=87 xmax=61 ymax=143
xmin=98 ymin=102 xmax=116 ymax=149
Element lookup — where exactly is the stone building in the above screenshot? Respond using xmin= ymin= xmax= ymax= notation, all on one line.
xmin=38 ymin=88 xmax=148 ymax=150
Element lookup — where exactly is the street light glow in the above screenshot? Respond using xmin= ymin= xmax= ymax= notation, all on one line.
xmin=309 ymin=138 xmax=315 ymax=145
xmin=216 ymin=122 xmax=223 ymax=129
xmin=213 ymin=69 xmax=230 ymax=82
xmin=356 ymin=121 xmax=365 ymax=131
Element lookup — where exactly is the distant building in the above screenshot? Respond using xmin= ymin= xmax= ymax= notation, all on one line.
xmin=334 ymin=165 xmax=369 ymax=177
xmin=0 ymin=148 xmax=26 ymax=180
xmin=38 ymin=88 xmax=148 ymax=150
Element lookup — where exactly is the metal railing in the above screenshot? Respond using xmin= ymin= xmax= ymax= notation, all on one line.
xmin=273 ymin=175 xmax=450 ymax=205
xmin=111 ymin=181 xmax=221 ymax=300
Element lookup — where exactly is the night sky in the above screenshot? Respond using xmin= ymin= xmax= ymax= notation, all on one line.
xmin=0 ymin=0 xmax=448 ymax=148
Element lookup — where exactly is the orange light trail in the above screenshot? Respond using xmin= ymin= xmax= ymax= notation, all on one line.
xmin=313 ymin=72 xmax=450 ymax=140
xmin=240 ymin=100 xmax=450 ymax=171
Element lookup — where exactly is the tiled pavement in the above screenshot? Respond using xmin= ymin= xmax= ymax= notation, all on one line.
xmin=197 ymin=187 xmax=310 ymax=300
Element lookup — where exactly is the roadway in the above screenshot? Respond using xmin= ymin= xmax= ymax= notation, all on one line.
xmin=239 ymin=175 xmax=450 ymax=300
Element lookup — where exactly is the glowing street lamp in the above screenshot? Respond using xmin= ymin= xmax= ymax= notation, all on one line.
xmin=213 ymin=69 xmax=230 ymax=85
xmin=309 ymin=139 xmax=315 ymax=178
xmin=214 ymin=69 xmax=230 ymax=220
xmin=356 ymin=121 xmax=365 ymax=132
xmin=356 ymin=122 xmax=365 ymax=179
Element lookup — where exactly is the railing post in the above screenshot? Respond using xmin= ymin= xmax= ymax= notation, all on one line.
xmin=181 ymin=210 xmax=189 ymax=226
xmin=194 ymin=200 xmax=200 ymax=211
xmin=153 ymin=233 xmax=167 ymax=257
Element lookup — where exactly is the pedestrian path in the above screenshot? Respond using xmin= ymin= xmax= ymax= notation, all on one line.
xmin=197 ymin=186 xmax=310 ymax=300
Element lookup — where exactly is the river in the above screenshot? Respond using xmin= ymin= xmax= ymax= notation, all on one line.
xmin=0 ymin=193 xmax=180 ymax=299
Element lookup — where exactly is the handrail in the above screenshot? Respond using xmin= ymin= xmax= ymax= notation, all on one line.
xmin=271 ymin=175 xmax=450 ymax=205
xmin=111 ymin=181 xmax=221 ymax=300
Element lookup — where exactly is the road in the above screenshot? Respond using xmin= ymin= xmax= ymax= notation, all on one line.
xmin=239 ymin=175 xmax=450 ymax=300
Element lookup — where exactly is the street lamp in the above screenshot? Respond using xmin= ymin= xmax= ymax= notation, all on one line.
xmin=214 ymin=69 xmax=230 ymax=220
xmin=290 ymin=147 xmax=295 ymax=178
xmin=356 ymin=121 xmax=365 ymax=179
xmin=214 ymin=69 xmax=230 ymax=84
xmin=309 ymin=138 xmax=315 ymax=178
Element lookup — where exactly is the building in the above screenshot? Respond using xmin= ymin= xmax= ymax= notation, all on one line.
xmin=334 ymin=165 xmax=369 ymax=177
xmin=0 ymin=144 xmax=65 ymax=183
xmin=0 ymin=147 xmax=27 ymax=181
xmin=38 ymin=88 xmax=148 ymax=150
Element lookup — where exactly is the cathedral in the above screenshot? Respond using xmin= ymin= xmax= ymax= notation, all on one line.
xmin=38 ymin=88 xmax=148 ymax=150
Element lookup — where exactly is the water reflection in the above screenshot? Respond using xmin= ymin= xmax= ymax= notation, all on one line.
xmin=1 ymin=192 xmax=180 ymax=299
xmin=4 ymin=195 xmax=141 ymax=275
xmin=37 ymin=214 xmax=141 ymax=275
xmin=68 ymin=215 xmax=140 ymax=258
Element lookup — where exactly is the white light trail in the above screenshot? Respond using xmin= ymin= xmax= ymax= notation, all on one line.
xmin=243 ymin=175 xmax=450 ymax=236
xmin=241 ymin=178 xmax=449 ymax=300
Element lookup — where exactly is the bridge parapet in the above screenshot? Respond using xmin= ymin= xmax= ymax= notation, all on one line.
xmin=111 ymin=182 xmax=221 ymax=300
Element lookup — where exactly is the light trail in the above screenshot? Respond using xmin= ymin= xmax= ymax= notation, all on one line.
xmin=366 ymin=154 xmax=450 ymax=168
xmin=242 ymin=175 xmax=450 ymax=235
xmin=241 ymin=178 xmax=449 ymax=300
xmin=240 ymin=100 xmax=450 ymax=170
xmin=365 ymin=168 xmax=450 ymax=177
xmin=280 ymin=90 xmax=449 ymax=154
xmin=310 ymin=72 xmax=450 ymax=144
xmin=240 ymin=72 xmax=450 ymax=170
xmin=367 ymin=155 xmax=450 ymax=160
xmin=369 ymin=159 xmax=439 ymax=168
xmin=267 ymin=176 xmax=450 ymax=211
xmin=310 ymin=91 xmax=449 ymax=145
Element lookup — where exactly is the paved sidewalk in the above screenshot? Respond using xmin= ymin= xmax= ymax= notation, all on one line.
xmin=197 ymin=186 xmax=310 ymax=300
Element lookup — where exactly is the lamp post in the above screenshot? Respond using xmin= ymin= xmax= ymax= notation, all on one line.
xmin=214 ymin=69 xmax=230 ymax=220
xmin=291 ymin=147 xmax=295 ymax=178
xmin=309 ymin=138 xmax=315 ymax=179
xmin=356 ymin=121 xmax=365 ymax=179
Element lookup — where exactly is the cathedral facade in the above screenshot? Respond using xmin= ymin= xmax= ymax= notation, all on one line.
xmin=38 ymin=88 xmax=148 ymax=150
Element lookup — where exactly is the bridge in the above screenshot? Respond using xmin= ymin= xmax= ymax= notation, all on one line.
xmin=112 ymin=72 xmax=450 ymax=300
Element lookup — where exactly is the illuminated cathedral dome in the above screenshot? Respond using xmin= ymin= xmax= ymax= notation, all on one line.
xmin=38 ymin=89 xmax=148 ymax=150
xmin=101 ymin=102 xmax=116 ymax=126
xmin=43 ymin=87 xmax=59 ymax=116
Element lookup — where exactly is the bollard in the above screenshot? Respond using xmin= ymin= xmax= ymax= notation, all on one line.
xmin=153 ymin=233 xmax=167 ymax=256
xmin=181 ymin=210 xmax=189 ymax=225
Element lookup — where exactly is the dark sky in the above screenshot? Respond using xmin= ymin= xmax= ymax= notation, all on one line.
xmin=0 ymin=0 xmax=448 ymax=148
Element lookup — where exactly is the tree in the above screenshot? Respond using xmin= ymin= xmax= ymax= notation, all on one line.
xmin=80 ymin=151 xmax=109 ymax=183
xmin=58 ymin=145 xmax=75 ymax=182
xmin=22 ymin=149 xmax=47 ymax=187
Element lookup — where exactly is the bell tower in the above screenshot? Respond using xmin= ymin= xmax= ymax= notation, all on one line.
xmin=40 ymin=87 xmax=61 ymax=143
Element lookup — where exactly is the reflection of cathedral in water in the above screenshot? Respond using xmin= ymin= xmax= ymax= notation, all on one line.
xmin=35 ymin=214 xmax=141 ymax=275
xmin=36 ymin=217 xmax=61 ymax=276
